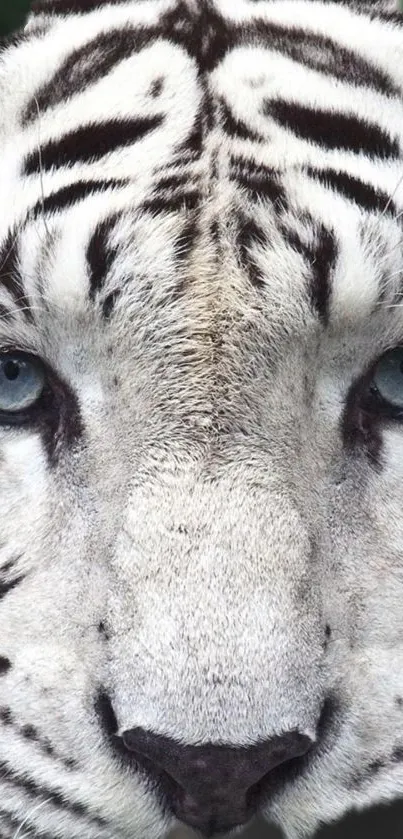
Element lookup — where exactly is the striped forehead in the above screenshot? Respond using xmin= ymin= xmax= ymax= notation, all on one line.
xmin=0 ymin=0 xmax=401 ymax=331
xmin=0 ymin=203 xmax=193 ymax=323
xmin=0 ymin=194 xmax=400 ymax=342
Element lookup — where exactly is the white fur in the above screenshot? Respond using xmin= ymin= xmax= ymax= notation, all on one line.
xmin=0 ymin=1 xmax=403 ymax=837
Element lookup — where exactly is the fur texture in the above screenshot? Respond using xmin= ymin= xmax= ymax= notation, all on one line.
xmin=0 ymin=0 xmax=403 ymax=836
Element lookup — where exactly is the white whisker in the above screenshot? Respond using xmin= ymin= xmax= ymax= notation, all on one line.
xmin=375 ymin=301 xmax=403 ymax=310
xmin=0 ymin=302 xmax=49 ymax=322
xmin=12 ymin=797 xmax=51 ymax=839
xmin=382 ymin=170 xmax=403 ymax=218
xmin=376 ymin=239 xmax=403 ymax=269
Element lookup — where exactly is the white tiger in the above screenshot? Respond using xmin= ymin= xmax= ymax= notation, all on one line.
xmin=0 ymin=0 xmax=403 ymax=837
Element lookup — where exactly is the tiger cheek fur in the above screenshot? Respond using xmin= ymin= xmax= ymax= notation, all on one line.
xmin=0 ymin=0 xmax=403 ymax=837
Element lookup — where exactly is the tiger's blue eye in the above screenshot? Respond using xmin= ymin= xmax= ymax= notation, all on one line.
xmin=0 ymin=353 xmax=45 ymax=413
xmin=371 ymin=347 xmax=403 ymax=409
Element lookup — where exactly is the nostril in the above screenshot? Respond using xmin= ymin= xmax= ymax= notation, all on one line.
xmin=121 ymin=727 xmax=313 ymax=833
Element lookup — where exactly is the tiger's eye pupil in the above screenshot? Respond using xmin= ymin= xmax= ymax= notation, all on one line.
xmin=4 ymin=361 xmax=20 ymax=381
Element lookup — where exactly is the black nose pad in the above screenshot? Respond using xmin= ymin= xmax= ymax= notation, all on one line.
xmin=122 ymin=727 xmax=313 ymax=834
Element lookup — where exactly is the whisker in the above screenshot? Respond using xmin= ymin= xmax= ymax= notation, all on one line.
xmin=375 ymin=301 xmax=403 ymax=310
xmin=0 ymin=303 xmax=49 ymax=320
xmin=382 ymin=170 xmax=403 ymax=218
xmin=376 ymin=239 xmax=403 ymax=269
xmin=375 ymin=267 xmax=403 ymax=298
xmin=12 ymin=797 xmax=51 ymax=839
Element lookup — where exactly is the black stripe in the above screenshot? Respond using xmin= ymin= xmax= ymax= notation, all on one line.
xmin=20 ymin=724 xmax=77 ymax=769
xmin=153 ymin=173 xmax=190 ymax=192
xmin=141 ymin=191 xmax=199 ymax=215
xmin=173 ymin=219 xmax=197 ymax=265
xmin=0 ymin=704 xmax=77 ymax=770
xmin=230 ymin=155 xmax=286 ymax=209
xmin=95 ymin=689 xmax=119 ymax=738
xmin=236 ymin=216 xmax=267 ymax=290
xmin=392 ymin=744 xmax=403 ymax=762
xmin=190 ymin=4 xmax=232 ymax=72
xmin=0 ymin=708 xmax=11 ymax=725
xmin=158 ymin=2 xmax=207 ymax=61
xmin=0 ymin=32 xmax=31 ymax=58
xmin=32 ymin=0 xmax=131 ymax=12
xmin=306 ymin=166 xmax=395 ymax=215
xmin=282 ymin=222 xmax=336 ymax=324
xmin=0 ymin=577 xmax=25 ymax=601
xmin=30 ymin=178 xmax=127 ymax=219
xmin=375 ymin=11 xmax=403 ymax=24
xmin=264 ymin=99 xmax=399 ymax=159
xmin=87 ymin=3 xmax=227 ymax=75
xmin=246 ymin=20 xmax=398 ymax=97
xmin=175 ymin=109 xmax=204 ymax=162
xmin=149 ymin=172 xmax=200 ymax=218
xmin=24 ymin=116 xmax=163 ymax=174
xmin=0 ymin=658 xmax=11 ymax=675
xmin=160 ymin=1 xmax=400 ymax=100
xmin=149 ymin=77 xmax=164 ymax=98
xmin=0 ymin=761 xmax=108 ymax=825
xmin=102 ymin=289 xmax=121 ymax=320
xmin=167 ymin=2 xmax=401 ymax=93
xmin=220 ymin=100 xmax=263 ymax=143
xmin=309 ymin=226 xmax=337 ymax=326
xmin=87 ymin=216 xmax=119 ymax=301
xmin=0 ymin=234 xmax=33 ymax=322
xmin=29 ymin=2 xmax=401 ymax=103
xmin=23 ymin=27 xmax=158 ymax=122
xmin=0 ymin=559 xmax=18 ymax=574
xmin=213 ymin=11 xmax=397 ymax=94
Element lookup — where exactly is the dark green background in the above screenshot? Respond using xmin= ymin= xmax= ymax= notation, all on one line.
xmin=0 ymin=0 xmax=30 ymax=36
xmin=1 ymin=2 xmax=403 ymax=838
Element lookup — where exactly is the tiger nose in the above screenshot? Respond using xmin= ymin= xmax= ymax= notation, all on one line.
xmin=122 ymin=727 xmax=313 ymax=834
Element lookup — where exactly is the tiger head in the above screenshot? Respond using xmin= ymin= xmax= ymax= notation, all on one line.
xmin=0 ymin=1 xmax=403 ymax=837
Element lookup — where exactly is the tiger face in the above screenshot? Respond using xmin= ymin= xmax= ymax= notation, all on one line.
xmin=0 ymin=1 xmax=403 ymax=837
